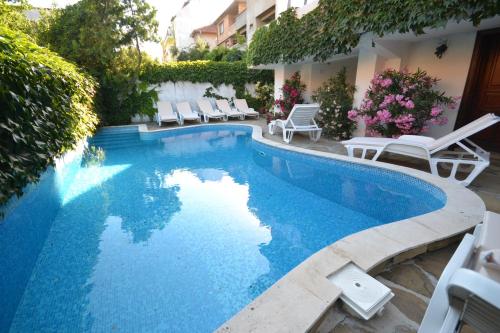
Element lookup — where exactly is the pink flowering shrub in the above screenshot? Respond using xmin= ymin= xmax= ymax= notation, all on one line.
xmin=274 ymin=72 xmax=306 ymax=118
xmin=349 ymin=69 xmax=458 ymax=137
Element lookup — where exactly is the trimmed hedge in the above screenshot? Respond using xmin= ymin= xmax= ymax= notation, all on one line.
xmin=0 ymin=26 xmax=98 ymax=209
xmin=141 ymin=60 xmax=273 ymax=94
xmin=248 ymin=0 xmax=500 ymax=65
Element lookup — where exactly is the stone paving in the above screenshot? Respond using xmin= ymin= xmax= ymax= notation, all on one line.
xmin=147 ymin=118 xmax=497 ymax=332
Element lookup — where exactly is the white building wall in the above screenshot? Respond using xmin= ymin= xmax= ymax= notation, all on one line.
xmin=403 ymin=32 xmax=477 ymax=138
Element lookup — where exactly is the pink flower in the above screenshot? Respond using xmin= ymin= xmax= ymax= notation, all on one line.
xmin=290 ymin=89 xmax=298 ymax=98
xmin=405 ymin=100 xmax=415 ymax=109
xmin=347 ymin=110 xmax=358 ymax=121
xmin=395 ymin=94 xmax=405 ymax=102
xmin=380 ymin=78 xmax=393 ymax=88
xmin=431 ymin=106 xmax=442 ymax=117
xmin=376 ymin=109 xmax=392 ymax=123
xmin=364 ymin=116 xmax=379 ymax=126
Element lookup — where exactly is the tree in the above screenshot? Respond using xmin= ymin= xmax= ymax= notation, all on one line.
xmin=120 ymin=0 xmax=158 ymax=83
xmin=42 ymin=0 xmax=124 ymax=75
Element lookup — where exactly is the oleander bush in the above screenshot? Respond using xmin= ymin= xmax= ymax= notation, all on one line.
xmin=313 ymin=68 xmax=356 ymax=140
xmin=248 ymin=0 xmax=500 ymax=65
xmin=348 ymin=68 xmax=457 ymax=137
xmin=0 ymin=26 xmax=98 ymax=208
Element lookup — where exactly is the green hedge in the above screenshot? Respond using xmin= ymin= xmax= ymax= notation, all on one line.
xmin=141 ymin=60 xmax=273 ymax=95
xmin=0 ymin=26 xmax=98 ymax=208
xmin=248 ymin=0 xmax=500 ymax=65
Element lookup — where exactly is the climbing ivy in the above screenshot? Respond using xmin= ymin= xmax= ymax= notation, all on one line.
xmin=0 ymin=26 xmax=98 ymax=209
xmin=141 ymin=60 xmax=273 ymax=96
xmin=248 ymin=0 xmax=500 ymax=65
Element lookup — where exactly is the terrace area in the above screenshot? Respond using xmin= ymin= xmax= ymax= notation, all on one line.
xmin=146 ymin=118 xmax=500 ymax=332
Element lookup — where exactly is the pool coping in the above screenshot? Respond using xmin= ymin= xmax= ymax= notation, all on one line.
xmin=106 ymin=123 xmax=485 ymax=332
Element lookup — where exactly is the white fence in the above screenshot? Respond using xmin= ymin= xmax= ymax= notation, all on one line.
xmin=131 ymin=81 xmax=256 ymax=122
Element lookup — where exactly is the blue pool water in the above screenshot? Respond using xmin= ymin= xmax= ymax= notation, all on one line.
xmin=1 ymin=125 xmax=446 ymax=332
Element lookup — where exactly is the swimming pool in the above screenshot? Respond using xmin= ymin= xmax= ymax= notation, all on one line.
xmin=1 ymin=125 xmax=446 ymax=332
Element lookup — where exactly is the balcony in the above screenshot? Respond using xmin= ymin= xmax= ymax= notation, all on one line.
xmin=234 ymin=10 xmax=247 ymax=31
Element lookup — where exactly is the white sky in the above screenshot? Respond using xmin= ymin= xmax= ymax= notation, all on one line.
xmin=28 ymin=0 xmax=229 ymax=60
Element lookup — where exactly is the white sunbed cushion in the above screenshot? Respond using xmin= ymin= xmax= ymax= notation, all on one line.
xmin=342 ymin=137 xmax=396 ymax=146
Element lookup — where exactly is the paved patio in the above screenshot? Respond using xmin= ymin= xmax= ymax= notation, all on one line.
xmin=147 ymin=118 xmax=498 ymax=333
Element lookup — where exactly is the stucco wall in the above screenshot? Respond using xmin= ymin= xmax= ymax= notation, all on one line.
xmin=403 ymin=32 xmax=477 ymax=137
xmin=132 ymin=82 xmax=256 ymax=122
xmin=274 ymin=58 xmax=358 ymax=103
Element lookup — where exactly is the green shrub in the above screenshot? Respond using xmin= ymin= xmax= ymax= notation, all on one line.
xmin=0 ymin=26 xmax=98 ymax=208
xmin=312 ymin=68 xmax=356 ymax=140
xmin=141 ymin=60 xmax=273 ymax=96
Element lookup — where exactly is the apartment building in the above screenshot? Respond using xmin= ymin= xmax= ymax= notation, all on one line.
xmin=190 ymin=24 xmax=218 ymax=49
xmin=162 ymin=0 xmax=232 ymax=59
xmin=244 ymin=0 xmax=500 ymax=147
xmin=213 ymin=0 xmax=247 ymax=47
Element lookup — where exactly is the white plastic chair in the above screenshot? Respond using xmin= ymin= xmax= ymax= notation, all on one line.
xmin=156 ymin=101 xmax=179 ymax=126
xmin=418 ymin=211 xmax=500 ymax=333
xmin=215 ymin=99 xmax=245 ymax=120
xmin=342 ymin=113 xmax=500 ymax=186
xmin=268 ymin=104 xmax=322 ymax=144
xmin=233 ymin=99 xmax=260 ymax=119
xmin=197 ymin=99 xmax=227 ymax=123
xmin=175 ymin=102 xmax=201 ymax=125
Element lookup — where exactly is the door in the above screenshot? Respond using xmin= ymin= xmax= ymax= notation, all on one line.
xmin=457 ymin=28 xmax=500 ymax=151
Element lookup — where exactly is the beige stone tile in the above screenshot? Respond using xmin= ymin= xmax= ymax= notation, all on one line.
xmin=330 ymin=230 xmax=407 ymax=271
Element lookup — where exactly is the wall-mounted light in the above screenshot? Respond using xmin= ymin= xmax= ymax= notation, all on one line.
xmin=435 ymin=40 xmax=448 ymax=59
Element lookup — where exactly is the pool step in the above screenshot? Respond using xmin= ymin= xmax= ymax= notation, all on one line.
xmin=88 ymin=132 xmax=143 ymax=150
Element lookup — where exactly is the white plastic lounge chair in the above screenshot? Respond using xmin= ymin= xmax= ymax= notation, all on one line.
xmin=197 ymin=99 xmax=227 ymax=123
xmin=234 ymin=99 xmax=260 ymax=119
xmin=215 ymin=99 xmax=244 ymax=120
xmin=342 ymin=113 xmax=500 ymax=186
xmin=418 ymin=211 xmax=500 ymax=333
xmin=175 ymin=102 xmax=201 ymax=125
xmin=268 ymin=104 xmax=322 ymax=144
xmin=156 ymin=101 xmax=179 ymax=126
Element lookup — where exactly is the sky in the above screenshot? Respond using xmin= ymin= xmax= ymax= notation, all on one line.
xmin=27 ymin=0 xmax=228 ymax=60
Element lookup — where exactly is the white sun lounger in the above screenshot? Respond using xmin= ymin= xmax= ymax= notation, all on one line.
xmin=215 ymin=99 xmax=245 ymax=120
xmin=234 ymin=99 xmax=260 ymax=119
xmin=342 ymin=113 xmax=500 ymax=186
xmin=418 ymin=211 xmax=500 ymax=333
xmin=175 ymin=102 xmax=201 ymax=125
xmin=156 ymin=101 xmax=179 ymax=126
xmin=268 ymin=104 xmax=322 ymax=144
xmin=197 ymin=99 xmax=227 ymax=123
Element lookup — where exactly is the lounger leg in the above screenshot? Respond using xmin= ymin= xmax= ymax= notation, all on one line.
xmin=283 ymin=130 xmax=293 ymax=144
xmin=268 ymin=122 xmax=275 ymax=135
xmin=346 ymin=146 xmax=354 ymax=157
xmin=372 ymin=148 xmax=383 ymax=160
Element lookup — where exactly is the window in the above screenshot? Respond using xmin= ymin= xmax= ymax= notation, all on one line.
xmin=219 ymin=22 xmax=224 ymax=35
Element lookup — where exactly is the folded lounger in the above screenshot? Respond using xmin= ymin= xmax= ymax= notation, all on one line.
xmin=418 ymin=211 xmax=500 ymax=333
xmin=342 ymin=113 xmax=500 ymax=186
xmin=175 ymin=101 xmax=201 ymax=125
xmin=156 ymin=101 xmax=179 ymax=126
xmin=233 ymin=99 xmax=260 ymax=119
xmin=197 ymin=99 xmax=227 ymax=123
xmin=268 ymin=103 xmax=322 ymax=144
xmin=215 ymin=99 xmax=245 ymax=120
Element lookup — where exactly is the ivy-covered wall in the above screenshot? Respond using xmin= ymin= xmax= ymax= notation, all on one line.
xmin=141 ymin=60 xmax=274 ymax=96
xmin=0 ymin=26 xmax=98 ymax=208
xmin=247 ymin=0 xmax=500 ymax=65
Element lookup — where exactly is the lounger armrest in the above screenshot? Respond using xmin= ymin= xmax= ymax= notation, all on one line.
xmin=448 ymin=268 xmax=500 ymax=308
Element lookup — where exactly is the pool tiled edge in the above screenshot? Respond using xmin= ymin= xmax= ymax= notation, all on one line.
xmin=134 ymin=123 xmax=485 ymax=332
